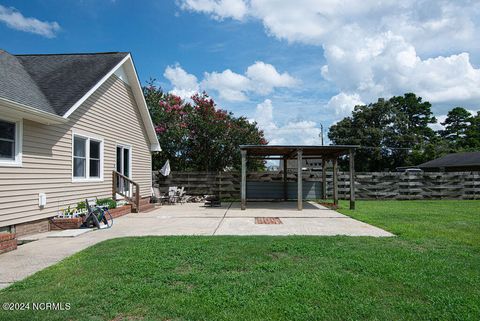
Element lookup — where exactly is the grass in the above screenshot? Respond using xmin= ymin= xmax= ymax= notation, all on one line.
xmin=0 ymin=200 xmax=479 ymax=321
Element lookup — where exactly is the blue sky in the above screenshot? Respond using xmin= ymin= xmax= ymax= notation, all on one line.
xmin=1 ymin=1 xmax=480 ymax=145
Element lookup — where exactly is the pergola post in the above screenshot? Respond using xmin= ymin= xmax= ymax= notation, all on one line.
xmin=241 ymin=149 xmax=247 ymax=210
xmin=322 ymin=158 xmax=327 ymax=200
xmin=333 ymin=158 xmax=338 ymax=205
xmin=297 ymin=149 xmax=303 ymax=210
xmin=349 ymin=148 xmax=355 ymax=210
xmin=283 ymin=157 xmax=288 ymax=201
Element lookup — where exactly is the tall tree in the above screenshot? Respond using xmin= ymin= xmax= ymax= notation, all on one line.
xmin=441 ymin=107 xmax=472 ymax=146
xmin=143 ymin=82 xmax=267 ymax=171
xmin=329 ymin=98 xmax=396 ymax=171
xmin=387 ymin=93 xmax=437 ymax=166
xmin=464 ymin=111 xmax=480 ymax=150
xmin=329 ymin=93 xmax=437 ymax=171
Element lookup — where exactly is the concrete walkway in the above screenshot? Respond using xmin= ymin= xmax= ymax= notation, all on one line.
xmin=0 ymin=201 xmax=392 ymax=289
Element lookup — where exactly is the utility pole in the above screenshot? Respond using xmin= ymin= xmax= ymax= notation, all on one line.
xmin=319 ymin=124 xmax=324 ymax=146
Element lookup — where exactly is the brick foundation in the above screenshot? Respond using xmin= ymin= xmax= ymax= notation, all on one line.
xmin=0 ymin=233 xmax=17 ymax=254
xmin=50 ymin=217 xmax=83 ymax=230
xmin=138 ymin=197 xmax=154 ymax=212
xmin=108 ymin=204 xmax=132 ymax=218
xmin=15 ymin=219 xmax=50 ymax=237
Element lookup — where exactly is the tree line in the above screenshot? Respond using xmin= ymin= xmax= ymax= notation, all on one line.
xmin=328 ymin=93 xmax=480 ymax=171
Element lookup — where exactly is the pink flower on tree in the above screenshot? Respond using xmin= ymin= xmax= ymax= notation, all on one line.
xmin=155 ymin=125 xmax=166 ymax=133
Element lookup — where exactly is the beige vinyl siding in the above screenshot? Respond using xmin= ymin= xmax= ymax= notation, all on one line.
xmin=0 ymin=75 xmax=152 ymax=227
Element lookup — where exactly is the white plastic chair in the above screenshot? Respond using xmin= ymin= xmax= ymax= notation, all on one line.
xmin=168 ymin=186 xmax=178 ymax=204
xmin=177 ymin=187 xmax=187 ymax=204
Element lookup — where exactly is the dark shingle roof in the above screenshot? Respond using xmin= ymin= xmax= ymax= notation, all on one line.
xmin=0 ymin=50 xmax=55 ymax=114
xmin=0 ymin=50 xmax=128 ymax=116
xmin=418 ymin=152 xmax=480 ymax=168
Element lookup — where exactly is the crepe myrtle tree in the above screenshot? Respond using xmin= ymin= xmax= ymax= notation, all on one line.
xmin=143 ymin=81 xmax=267 ymax=172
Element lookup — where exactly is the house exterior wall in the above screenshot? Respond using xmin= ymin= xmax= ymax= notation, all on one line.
xmin=0 ymin=74 xmax=152 ymax=228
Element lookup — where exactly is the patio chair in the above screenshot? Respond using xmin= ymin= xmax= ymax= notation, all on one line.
xmin=204 ymin=195 xmax=221 ymax=207
xmin=151 ymin=187 xmax=169 ymax=205
xmin=168 ymin=186 xmax=178 ymax=204
xmin=177 ymin=187 xmax=187 ymax=204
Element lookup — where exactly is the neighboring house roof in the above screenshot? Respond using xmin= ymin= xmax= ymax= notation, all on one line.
xmin=0 ymin=50 xmax=160 ymax=151
xmin=417 ymin=152 xmax=480 ymax=170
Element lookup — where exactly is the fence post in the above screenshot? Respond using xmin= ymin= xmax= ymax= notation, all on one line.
xmin=333 ymin=158 xmax=338 ymax=205
xmin=283 ymin=157 xmax=288 ymax=201
xmin=241 ymin=150 xmax=247 ymax=210
xmin=349 ymin=148 xmax=355 ymax=210
xmin=322 ymin=159 xmax=327 ymax=200
xmin=297 ymin=149 xmax=303 ymax=210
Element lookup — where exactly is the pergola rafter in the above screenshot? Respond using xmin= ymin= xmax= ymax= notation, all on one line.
xmin=239 ymin=145 xmax=358 ymax=211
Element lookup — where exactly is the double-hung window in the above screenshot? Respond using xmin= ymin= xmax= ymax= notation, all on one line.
xmin=0 ymin=118 xmax=22 ymax=166
xmin=72 ymin=132 xmax=103 ymax=181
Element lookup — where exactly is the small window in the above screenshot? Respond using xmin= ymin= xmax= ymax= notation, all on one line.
xmin=89 ymin=140 xmax=101 ymax=178
xmin=0 ymin=119 xmax=21 ymax=166
xmin=73 ymin=136 xmax=87 ymax=178
xmin=72 ymin=133 xmax=103 ymax=181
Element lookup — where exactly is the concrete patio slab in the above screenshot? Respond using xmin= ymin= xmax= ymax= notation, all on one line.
xmin=227 ymin=201 xmax=347 ymax=218
xmin=0 ymin=201 xmax=393 ymax=289
xmin=110 ymin=216 xmax=222 ymax=236
xmin=146 ymin=203 xmax=229 ymax=218
xmin=215 ymin=217 xmax=393 ymax=236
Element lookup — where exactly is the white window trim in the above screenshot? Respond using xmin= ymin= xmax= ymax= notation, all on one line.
xmin=0 ymin=117 xmax=22 ymax=167
xmin=116 ymin=143 xmax=132 ymax=179
xmin=72 ymin=130 xmax=104 ymax=183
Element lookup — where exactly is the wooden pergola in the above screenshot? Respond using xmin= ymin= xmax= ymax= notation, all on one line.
xmin=239 ymin=145 xmax=358 ymax=211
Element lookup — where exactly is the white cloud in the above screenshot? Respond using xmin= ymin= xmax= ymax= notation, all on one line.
xmin=163 ymin=64 xmax=199 ymax=99
xmin=179 ymin=0 xmax=248 ymax=20
xmin=165 ymin=61 xmax=297 ymax=101
xmin=247 ymin=0 xmax=480 ymax=55
xmin=322 ymin=31 xmax=480 ymax=111
xmin=254 ymin=99 xmax=276 ymax=131
xmin=201 ymin=69 xmax=251 ymax=101
xmin=0 ymin=5 xmax=60 ymax=38
xmin=428 ymin=114 xmax=448 ymax=132
xmin=246 ymin=61 xmax=298 ymax=95
xmin=254 ymin=99 xmax=321 ymax=145
xmin=326 ymin=92 xmax=364 ymax=116
xmin=178 ymin=0 xmax=480 ymax=114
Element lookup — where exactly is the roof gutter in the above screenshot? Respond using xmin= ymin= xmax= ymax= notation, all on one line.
xmin=0 ymin=97 xmax=67 ymax=125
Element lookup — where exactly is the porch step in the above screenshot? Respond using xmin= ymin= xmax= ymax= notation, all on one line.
xmin=138 ymin=197 xmax=151 ymax=205
xmin=129 ymin=197 xmax=154 ymax=213
xmin=137 ymin=203 xmax=155 ymax=213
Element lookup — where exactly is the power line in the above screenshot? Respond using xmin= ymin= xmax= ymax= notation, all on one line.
xmin=358 ymin=146 xmax=413 ymax=150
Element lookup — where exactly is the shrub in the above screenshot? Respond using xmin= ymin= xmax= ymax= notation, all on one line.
xmin=76 ymin=201 xmax=86 ymax=211
xmin=97 ymin=198 xmax=117 ymax=209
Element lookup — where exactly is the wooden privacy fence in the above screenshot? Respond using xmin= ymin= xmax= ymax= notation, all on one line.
xmin=153 ymin=171 xmax=480 ymax=200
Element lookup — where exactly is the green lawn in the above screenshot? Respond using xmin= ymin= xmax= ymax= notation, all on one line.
xmin=1 ymin=200 xmax=479 ymax=321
